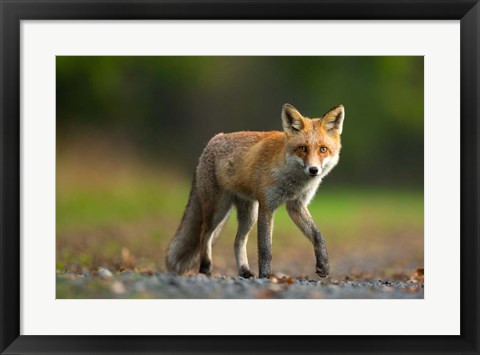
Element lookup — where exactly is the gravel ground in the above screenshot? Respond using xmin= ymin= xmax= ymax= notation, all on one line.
xmin=56 ymin=270 xmax=424 ymax=299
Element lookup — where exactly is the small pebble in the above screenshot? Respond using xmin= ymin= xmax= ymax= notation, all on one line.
xmin=111 ymin=281 xmax=126 ymax=294
xmin=98 ymin=268 xmax=113 ymax=279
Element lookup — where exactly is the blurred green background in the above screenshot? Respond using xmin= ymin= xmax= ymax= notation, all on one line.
xmin=56 ymin=56 xmax=424 ymax=283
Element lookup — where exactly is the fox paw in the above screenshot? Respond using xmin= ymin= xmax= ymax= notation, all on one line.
xmin=259 ymin=273 xmax=272 ymax=279
xmin=239 ymin=269 xmax=255 ymax=279
xmin=316 ymin=265 xmax=330 ymax=278
xmin=199 ymin=259 xmax=212 ymax=276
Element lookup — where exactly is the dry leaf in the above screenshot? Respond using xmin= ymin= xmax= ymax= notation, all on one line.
xmin=407 ymin=268 xmax=424 ymax=283
xmin=121 ymin=247 xmax=136 ymax=269
xmin=138 ymin=268 xmax=154 ymax=276
xmin=278 ymin=276 xmax=295 ymax=284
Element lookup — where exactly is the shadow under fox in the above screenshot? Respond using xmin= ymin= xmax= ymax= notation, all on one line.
xmin=166 ymin=103 xmax=345 ymax=278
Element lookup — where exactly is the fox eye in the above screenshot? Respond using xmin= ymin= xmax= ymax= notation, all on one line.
xmin=298 ymin=146 xmax=307 ymax=153
xmin=320 ymin=146 xmax=328 ymax=153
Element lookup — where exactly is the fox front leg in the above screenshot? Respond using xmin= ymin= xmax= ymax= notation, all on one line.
xmin=257 ymin=205 xmax=274 ymax=278
xmin=286 ymin=200 xmax=330 ymax=277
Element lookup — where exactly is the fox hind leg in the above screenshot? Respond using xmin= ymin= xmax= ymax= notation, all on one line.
xmin=234 ymin=197 xmax=258 ymax=278
xmin=199 ymin=192 xmax=233 ymax=275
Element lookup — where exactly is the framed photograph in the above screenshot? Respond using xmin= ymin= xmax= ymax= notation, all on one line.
xmin=1 ymin=0 xmax=479 ymax=354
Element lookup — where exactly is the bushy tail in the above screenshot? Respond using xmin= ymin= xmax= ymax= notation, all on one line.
xmin=166 ymin=174 xmax=203 ymax=273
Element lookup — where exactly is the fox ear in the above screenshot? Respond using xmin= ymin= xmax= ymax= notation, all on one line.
xmin=321 ymin=105 xmax=345 ymax=135
xmin=282 ymin=104 xmax=305 ymax=134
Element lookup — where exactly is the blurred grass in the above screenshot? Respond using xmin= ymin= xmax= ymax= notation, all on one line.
xmin=57 ymin=177 xmax=188 ymax=233
xmin=58 ymin=179 xmax=423 ymax=238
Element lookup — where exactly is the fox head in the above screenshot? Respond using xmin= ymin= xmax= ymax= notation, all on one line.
xmin=282 ymin=103 xmax=345 ymax=178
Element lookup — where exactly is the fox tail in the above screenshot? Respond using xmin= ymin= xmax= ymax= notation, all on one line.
xmin=166 ymin=174 xmax=203 ymax=273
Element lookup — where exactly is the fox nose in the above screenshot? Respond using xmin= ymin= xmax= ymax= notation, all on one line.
xmin=309 ymin=167 xmax=319 ymax=175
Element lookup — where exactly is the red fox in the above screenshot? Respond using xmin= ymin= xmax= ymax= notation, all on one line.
xmin=166 ymin=103 xmax=345 ymax=278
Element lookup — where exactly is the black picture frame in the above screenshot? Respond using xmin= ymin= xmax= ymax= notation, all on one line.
xmin=1 ymin=1 xmax=479 ymax=354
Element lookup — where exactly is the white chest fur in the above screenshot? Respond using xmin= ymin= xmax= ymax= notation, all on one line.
xmin=267 ymin=166 xmax=322 ymax=209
